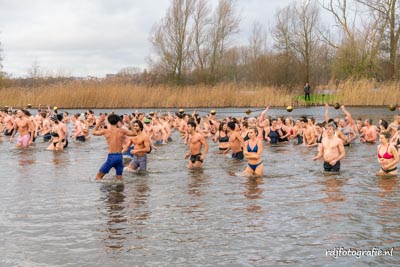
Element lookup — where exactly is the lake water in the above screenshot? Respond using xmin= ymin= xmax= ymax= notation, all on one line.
xmin=0 ymin=107 xmax=399 ymax=266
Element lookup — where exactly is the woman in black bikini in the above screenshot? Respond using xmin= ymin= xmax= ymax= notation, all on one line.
xmin=212 ymin=122 xmax=230 ymax=152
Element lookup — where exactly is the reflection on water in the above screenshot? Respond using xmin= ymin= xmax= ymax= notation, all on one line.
xmin=100 ymin=184 xmax=127 ymax=252
xmin=319 ymin=177 xmax=346 ymax=203
xmin=0 ymin=107 xmax=399 ymax=266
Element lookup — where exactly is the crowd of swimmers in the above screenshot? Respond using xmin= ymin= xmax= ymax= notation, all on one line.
xmin=1 ymin=104 xmax=400 ymax=179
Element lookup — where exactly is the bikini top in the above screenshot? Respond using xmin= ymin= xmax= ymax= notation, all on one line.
xmin=247 ymin=142 xmax=258 ymax=153
xmin=219 ymin=132 xmax=229 ymax=142
xmin=378 ymin=145 xmax=394 ymax=159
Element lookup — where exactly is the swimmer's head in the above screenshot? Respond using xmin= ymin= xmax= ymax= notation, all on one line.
xmin=187 ymin=121 xmax=196 ymax=129
xmin=134 ymin=119 xmax=144 ymax=131
xmin=380 ymin=131 xmax=391 ymax=140
xmin=327 ymin=122 xmax=337 ymax=130
xmin=107 ymin=114 xmax=121 ymax=125
xmin=57 ymin=114 xmax=63 ymax=121
xmin=50 ymin=115 xmax=58 ymax=122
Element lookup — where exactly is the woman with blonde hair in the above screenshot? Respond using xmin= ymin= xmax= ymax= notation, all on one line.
xmin=243 ymin=127 xmax=264 ymax=176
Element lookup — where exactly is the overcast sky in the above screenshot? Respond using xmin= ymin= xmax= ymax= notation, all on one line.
xmin=0 ymin=0 xmax=292 ymax=78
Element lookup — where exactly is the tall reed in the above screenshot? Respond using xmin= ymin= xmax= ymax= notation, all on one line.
xmin=0 ymin=79 xmax=398 ymax=109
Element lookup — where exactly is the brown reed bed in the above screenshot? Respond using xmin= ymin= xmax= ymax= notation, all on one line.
xmin=0 ymin=79 xmax=399 ymax=109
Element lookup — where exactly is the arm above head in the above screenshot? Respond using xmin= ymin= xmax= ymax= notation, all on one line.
xmin=341 ymin=105 xmax=354 ymax=125
xmin=325 ymin=103 xmax=329 ymax=124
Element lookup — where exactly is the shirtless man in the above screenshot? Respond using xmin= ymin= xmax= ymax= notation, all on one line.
xmin=92 ymin=114 xmax=137 ymax=180
xmin=10 ymin=109 xmax=35 ymax=149
xmin=360 ymin=119 xmax=377 ymax=143
xmin=312 ymin=123 xmax=346 ymax=172
xmin=223 ymin=121 xmax=244 ymax=160
xmin=185 ymin=121 xmax=208 ymax=169
xmin=70 ymin=113 xmax=86 ymax=142
xmin=303 ymin=118 xmax=316 ymax=147
xmin=123 ymin=120 xmax=151 ymax=172
xmin=152 ymin=118 xmax=167 ymax=145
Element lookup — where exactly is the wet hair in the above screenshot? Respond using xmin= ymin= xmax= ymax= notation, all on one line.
xmin=327 ymin=122 xmax=337 ymax=130
xmin=219 ymin=121 xmax=226 ymax=131
xmin=57 ymin=114 xmax=63 ymax=121
xmin=187 ymin=121 xmax=196 ymax=129
xmin=134 ymin=119 xmax=144 ymax=131
xmin=380 ymin=119 xmax=388 ymax=130
xmin=250 ymin=126 xmax=258 ymax=135
xmin=227 ymin=121 xmax=236 ymax=131
xmin=22 ymin=109 xmax=31 ymax=116
xmin=50 ymin=115 xmax=58 ymax=123
xmin=381 ymin=131 xmax=391 ymax=140
xmin=366 ymin=118 xmax=373 ymax=125
xmin=107 ymin=114 xmax=121 ymax=125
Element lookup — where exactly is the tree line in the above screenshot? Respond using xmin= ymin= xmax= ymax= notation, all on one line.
xmin=148 ymin=0 xmax=400 ymax=87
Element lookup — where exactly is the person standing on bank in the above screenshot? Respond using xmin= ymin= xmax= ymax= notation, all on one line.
xmin=304 ymin=83 xmax=311 ymax=101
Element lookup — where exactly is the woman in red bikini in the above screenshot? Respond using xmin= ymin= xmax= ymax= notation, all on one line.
xmin=377 ymin=131 xmax=399 ymax=176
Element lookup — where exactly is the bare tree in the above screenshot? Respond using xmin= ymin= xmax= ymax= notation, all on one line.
xmin=208 ymin=0 xmax=240 ymax=83
xmin=190 ymin=0 xmax=211 ymax=74
xmin=320 ymin=0 xmax=385 ymax=78
xmin=248 ymin=21 xmax=267 ymax=61
xmin=355 ymin=0 xmax=400 ymax=79
xmin=28 ymin=59 xmax=42 ymax=79
xmin=273 ymin=0 xmax=322 ymax=84
xmin=149 ymin=0 xmax=195 ymax=84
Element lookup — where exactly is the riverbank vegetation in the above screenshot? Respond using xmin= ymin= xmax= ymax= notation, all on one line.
xmin=0 ymin=78 xmax=398 ymax=109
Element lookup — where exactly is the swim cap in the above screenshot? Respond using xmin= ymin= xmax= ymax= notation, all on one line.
xmin=53 ymin=106 xmax=58 ymax=110
xmin=179 ymin=109 xmax=184 ymax=114
xmin=144 ymin=118 xmax=151 ymax=124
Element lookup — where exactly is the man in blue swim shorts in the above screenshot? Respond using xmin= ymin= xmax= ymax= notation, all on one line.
xmin=92 ymin=114 xmax=137 ymax=180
